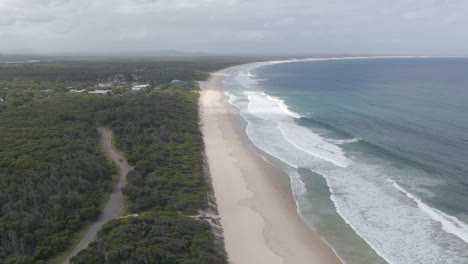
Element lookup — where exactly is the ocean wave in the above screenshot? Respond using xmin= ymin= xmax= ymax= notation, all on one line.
xmin=268 ymin=95 xmax=304 ymax=119
xmin=244 ymin=91 xmax=350 ymax=167
xmin=277 ymin=122 xmax=351 ymax=168
xmin=388 ymin=179 xmax=468 ymax=244
xmin=246 ymin=91 xmax=303 ymax=120
xmin=316 ymin=168 xmax=468 ymax=264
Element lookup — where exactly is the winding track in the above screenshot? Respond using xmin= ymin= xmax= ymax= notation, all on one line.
xmin=62 ymin=127 xmax=131 ymax=263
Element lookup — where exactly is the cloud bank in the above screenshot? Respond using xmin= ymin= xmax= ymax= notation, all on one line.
xmin=0 ymin=0 xmax=467 ymax=54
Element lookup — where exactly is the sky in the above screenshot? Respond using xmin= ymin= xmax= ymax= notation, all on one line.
xmin=1 ymin=0 xmax=468 ymax=55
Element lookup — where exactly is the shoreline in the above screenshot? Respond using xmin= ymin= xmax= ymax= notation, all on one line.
xmin=200 ymin=67 xmax=342 ymax=264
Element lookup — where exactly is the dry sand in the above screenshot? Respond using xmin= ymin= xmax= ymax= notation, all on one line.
xmin=200 ymin=68 xmax=342 ymax=264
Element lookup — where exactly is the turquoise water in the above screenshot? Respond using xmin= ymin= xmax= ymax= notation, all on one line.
xmin=222 ymin=58 xmax=468 ymax=264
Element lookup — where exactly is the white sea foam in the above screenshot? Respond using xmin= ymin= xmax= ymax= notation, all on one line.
xmin=233 ymin=67 xmax=260 ymax=89
xmin=244 ymin=91 xmax=350 ymax=167
xmin=267 ymin=95 xmax=304 ymax=119
xmin=223 ymin=61 xmax=468 ymax=264
xmin=314 ymin=163 xmax=468 ymax=264
xmin=224 ymin=91 xmax=240 ymax=108
xmin=327 ymin=138 xmax=361 ymax=144
xmin=277 ymin=122 xmax=351 ymax=168
xmin=246 ymin=91 xmax=292 ymax=121
xmin=244 ymin=119 xmax=300 ymax=169
xmin=246 ymin=91 xmax=303 ymax=120
xmin=389 ymin=179 xmax=468 ymax=244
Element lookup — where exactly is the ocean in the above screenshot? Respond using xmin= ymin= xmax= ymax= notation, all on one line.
xmin=222 ymin=57 xmax=468 ymax=264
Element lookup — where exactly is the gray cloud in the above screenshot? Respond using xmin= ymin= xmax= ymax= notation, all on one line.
xmin=0 ymin=0 xmax=467 ymax=54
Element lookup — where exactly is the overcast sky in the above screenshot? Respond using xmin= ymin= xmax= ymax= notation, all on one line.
xmin=1 ymin=0 xmax=467 ymax=55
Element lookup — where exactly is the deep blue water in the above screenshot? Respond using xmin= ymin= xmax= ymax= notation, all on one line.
xmin=223 ymin=58 xmax=468 ymax=264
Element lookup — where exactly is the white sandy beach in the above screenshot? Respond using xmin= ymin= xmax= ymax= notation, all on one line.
xmin=200 ymin=68 xmax=342 ymax=264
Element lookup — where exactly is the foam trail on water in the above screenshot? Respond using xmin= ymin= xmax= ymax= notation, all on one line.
xmin=260 ymin=157 xmax=308 ymax=196
xmin=327 ymin=138 xmax=361 ymax=144
xmin=318 ymin=166 xmax=468 ymax=264
xmin=277 ymin=122 xmax=351 ymax=168
xmin=224 ymin=91 xmax=240 ymax=109
xmin=389 ymin=179 xmax=468 ymax=244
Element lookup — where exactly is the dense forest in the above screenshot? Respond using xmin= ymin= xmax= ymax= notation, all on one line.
xmin=0 ymin=59 xmax=237 ymax=263
xmin=0 ymin=94 xmax=119 ymax=263
xmin=103 ymin=91 xmax=206 ymax=213
xmin=70 ymin=213 xmax=224 ymax=264
xmin=0 ymin=58 xmax=252 ymax=83
xmin=71 ymin=85 xmax=226 ymax=263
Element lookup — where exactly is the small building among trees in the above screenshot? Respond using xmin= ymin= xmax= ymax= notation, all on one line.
xmin=88 ymin=90 xmax=112 ymax=95
xmin=131 ymin=84 xmax=149 ymax=92
xmin=171 ymin=80 xmax=183 ymax=84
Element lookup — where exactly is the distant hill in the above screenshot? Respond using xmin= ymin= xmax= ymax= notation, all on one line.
xmin=0 ymin=50 xmax=214 ymax=62
xmin=0 ymin=50 xmax=362 ymax=63
xmin=0 ymin=54 xmax=46 ymax=63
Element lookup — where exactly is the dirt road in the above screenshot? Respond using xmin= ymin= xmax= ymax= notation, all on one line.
xmin=62 ymin=127 xmax=131 ymax=263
